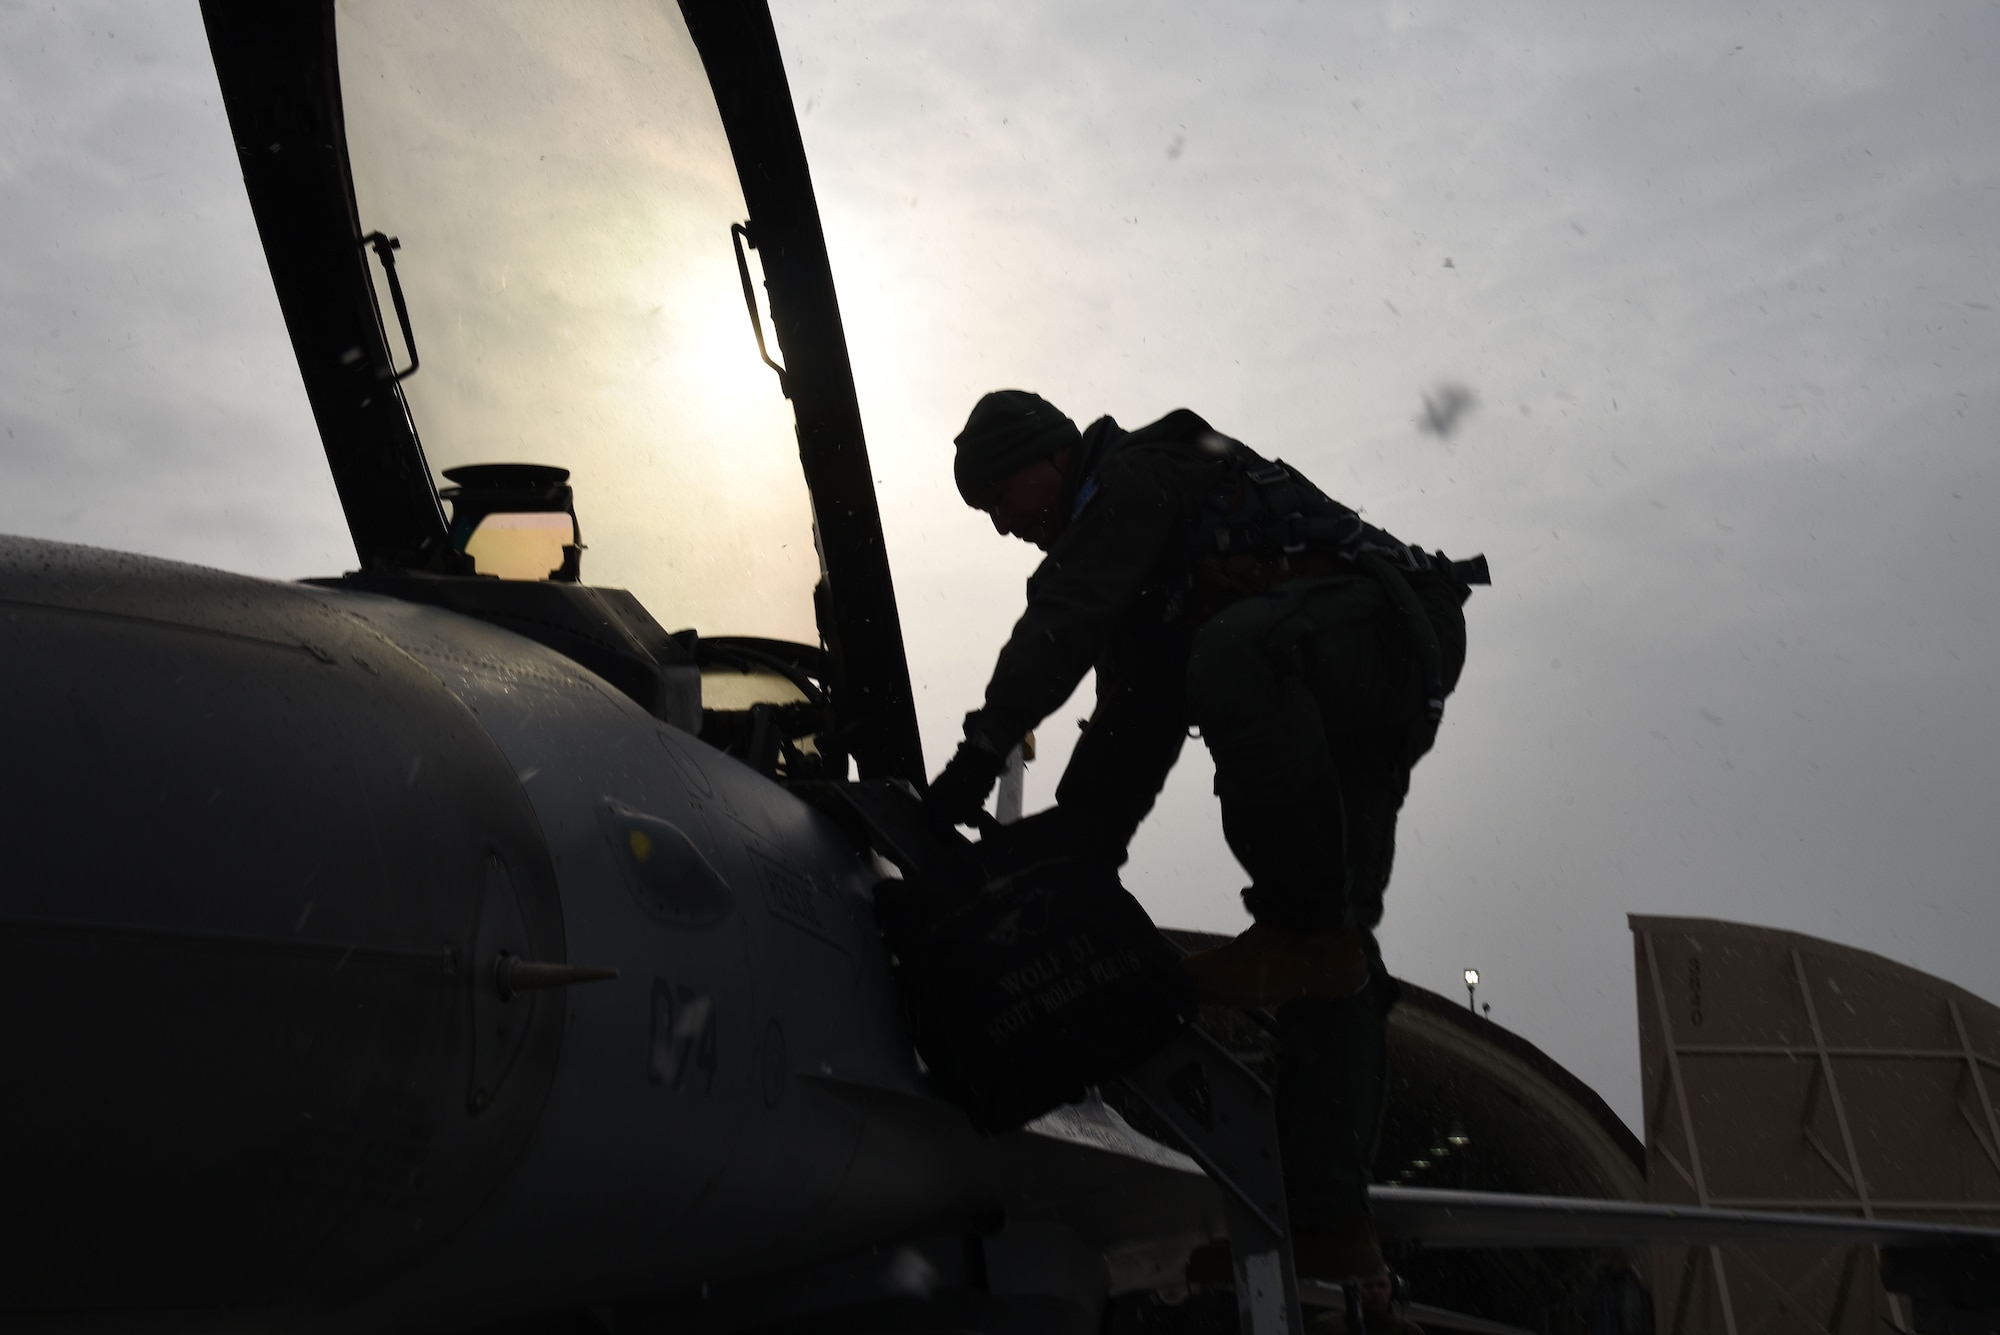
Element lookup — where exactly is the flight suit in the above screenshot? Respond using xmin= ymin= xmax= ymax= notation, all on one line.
xmin=963 ymin=409 xmax=1470 ymax=1229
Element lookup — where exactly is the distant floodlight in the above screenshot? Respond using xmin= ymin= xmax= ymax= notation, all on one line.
xmin=1463 ymin=969 xmax=1479 ymax=987
xmin=1464 ymin=968 xmax=1480 ymax=1011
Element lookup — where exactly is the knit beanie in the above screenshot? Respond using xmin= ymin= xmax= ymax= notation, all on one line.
xmin=952 ymin=390 xmax=1082 ymax=504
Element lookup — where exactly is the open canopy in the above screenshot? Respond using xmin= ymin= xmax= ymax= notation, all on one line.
xmin=201 ymin=0 xmax=923 ymax=779
xmin=336 ymin=0 xmax=815 ymax=641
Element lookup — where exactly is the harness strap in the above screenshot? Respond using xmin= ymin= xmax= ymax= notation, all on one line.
xmin=1357 ymin=552 xmax=1450 ymax=723
xmin=1179 ymin=451 xmax=1491 ymax=721
xmin=1450 ymin=553 xmax=1492 ymax=586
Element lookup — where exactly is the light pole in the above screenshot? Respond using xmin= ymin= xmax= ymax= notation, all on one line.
xmin=1464 ymin=968 xmax=1479 ymax=1011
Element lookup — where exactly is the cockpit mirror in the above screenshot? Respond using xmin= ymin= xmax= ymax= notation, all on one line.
xmin=440 ymin=463 xmax=582 ymax=582
xmin=463 ymin=512 xmax=576 ymax=582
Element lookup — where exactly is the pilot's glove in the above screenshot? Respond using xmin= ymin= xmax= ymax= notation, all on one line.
xmin=925 ymin=719 xmax=1010 ymax=827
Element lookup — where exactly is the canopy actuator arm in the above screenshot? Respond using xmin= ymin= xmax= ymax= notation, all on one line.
xmin=360 ymin=231 xmax=420 ymax=384
xmin=731 ymin=222 xmax=789 ymax=397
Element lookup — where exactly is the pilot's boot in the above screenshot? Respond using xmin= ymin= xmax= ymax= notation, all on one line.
xmin=1179 ymin=923 xmax=1370 ymax=1008
xmin=1186 ymin=777 xmax=1366 ymax=1007
xmin=1183 ymin=1219 xmax=1384 ymax=1286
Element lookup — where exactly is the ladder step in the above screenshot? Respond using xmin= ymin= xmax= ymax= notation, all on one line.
xmin=1118 ymin=1025 xmax=1307 ymax=1335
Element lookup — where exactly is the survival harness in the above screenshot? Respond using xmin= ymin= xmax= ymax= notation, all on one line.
xmin=1187 ymin=439 xmax=1490 ymax=723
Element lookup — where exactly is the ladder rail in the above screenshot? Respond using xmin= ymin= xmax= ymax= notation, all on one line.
xmin=1119 ymin=1025 xmax=1309 ymax=1335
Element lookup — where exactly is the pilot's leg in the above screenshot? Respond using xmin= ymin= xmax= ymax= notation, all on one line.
xmin=1273 ymin=569 xmax=1464 ymax=1276
xmin=1186 ymin=566 xmax=1467 ymax=943
xmin=1275 ymin=968 xmax=1393 ymax=1270
xmin=1182 ymin=574 xmax=1451 ymax=1278
xmin=1180 ymin=576 xmax=1391 ymax=1006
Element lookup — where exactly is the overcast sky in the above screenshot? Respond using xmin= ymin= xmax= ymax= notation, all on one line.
xmin=3 ymin=1 xmax=1996 ymax=1132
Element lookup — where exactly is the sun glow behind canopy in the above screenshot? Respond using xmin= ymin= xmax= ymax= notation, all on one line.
xmin=335 ymin=0 xmax=818 ymax=641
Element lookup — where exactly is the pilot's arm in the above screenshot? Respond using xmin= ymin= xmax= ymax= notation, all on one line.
xmin=927 ymin=450 xmax=1185 ymax=825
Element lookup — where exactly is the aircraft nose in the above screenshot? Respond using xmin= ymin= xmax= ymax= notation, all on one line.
xmin=0 ymin=541 xmax=568 ymax=1309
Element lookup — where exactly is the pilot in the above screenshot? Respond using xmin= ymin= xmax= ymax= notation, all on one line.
xmin=924 ymin=389 xmax=1479 ymax=1280
xmin=1315 ymin=1268 xmax=1425 ymax=1335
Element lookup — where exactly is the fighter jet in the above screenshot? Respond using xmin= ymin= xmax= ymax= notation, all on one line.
xmin=4 ymin=5 xmax=1997 ymax=1335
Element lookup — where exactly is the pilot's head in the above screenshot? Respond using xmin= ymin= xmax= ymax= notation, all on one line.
xmin=953 ymin=389 xmax=1080 ymax=551
xmin=1359 ymin=1267 xmax=1396 ymax=1313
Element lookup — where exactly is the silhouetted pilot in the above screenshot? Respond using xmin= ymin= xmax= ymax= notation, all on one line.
xmin=925 ymin=389 xmax=1482 ymax=1279
xmin=1314 ymin=1268 xmax=1426 ymax=1335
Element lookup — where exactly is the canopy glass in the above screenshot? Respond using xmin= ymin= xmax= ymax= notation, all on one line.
xmin=334 ymin=0 xmax=818 ymax=641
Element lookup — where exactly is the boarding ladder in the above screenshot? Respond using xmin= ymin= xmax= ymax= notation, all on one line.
xmin=1118 ymin=1025 xmax=1367 ymax=1335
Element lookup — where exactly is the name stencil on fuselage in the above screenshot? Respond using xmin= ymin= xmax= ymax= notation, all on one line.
xmin=753 ymin=849 xmax=849 ymax=957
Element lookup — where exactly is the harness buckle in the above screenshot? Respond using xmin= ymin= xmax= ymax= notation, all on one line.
xmin=1280 ymin=513 xmax=1308 ymax=554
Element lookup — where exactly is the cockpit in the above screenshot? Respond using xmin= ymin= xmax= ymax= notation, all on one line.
xmin=215 ymin=1 xmax=921 ymax=783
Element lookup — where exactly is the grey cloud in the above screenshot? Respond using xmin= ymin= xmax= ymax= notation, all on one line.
xmin=0 ymin=8 xmax=347 ymax=577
